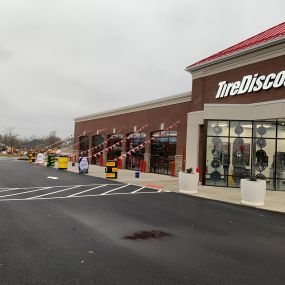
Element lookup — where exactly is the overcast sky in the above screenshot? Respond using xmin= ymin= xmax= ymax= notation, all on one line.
xmin=0 ymin=0 xmax=284 ymax=138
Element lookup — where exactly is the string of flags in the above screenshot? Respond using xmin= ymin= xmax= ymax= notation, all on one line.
xmin=59 ymin=134 xmax=90 ymax=153
xmin=88 ymin=124 xmax=149 ymax=159
xmin=64 ymin=120 xmax=179 ymax=160
xmin=119 ymin=121 xmax=180 ymax=159
xmin=86 ymin=127 xmax=125 ymax=153
xmin=55 ymin=128 xmax=116 ymax=155
xmin=43 ymin=134 xmax=74 ymax=151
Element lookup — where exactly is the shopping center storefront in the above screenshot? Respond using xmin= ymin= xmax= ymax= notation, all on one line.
xmin=74 ymin=92 xmax=190 ymax=175
xmin=205 ymin=120 xmax=285 ymax=190
xmin=185 ymin=22 xmax=285 ymax=190
xmin=74 ymin=22 xmax=285 ymax=188
xmin=150 ymin=130 xmax=177 ymax=175
xmin=125 ymin=132 xmax=146 ymax=170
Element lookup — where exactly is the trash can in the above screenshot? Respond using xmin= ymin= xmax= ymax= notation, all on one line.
xmin=105 ymin=160 xmax=118 ymax=179
xmin=58 ymin=155 xmax=69 ymax=170
xmin=47 ymin=154 xmax=56 ymax=167
xmin=135 ymin=171 xmax=140 ymax=178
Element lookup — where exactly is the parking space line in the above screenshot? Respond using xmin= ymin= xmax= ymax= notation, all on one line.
xmin=0 ymin=183 xmax=167 ymax=202
xmin=28 ymin=185 xmax=81 ymax=199
xmin=0 ymin=187 xmax=52 ymax=198
xmin=0 ymin=190 xmax=164 ymax=201
xmin=131 ymin=186 xmax=145 ymax=193
xmin=68 ymin=184 xmax=107 ymax=197
xmin=0 ymin=186 xmax=47 ymax=194
xmin=100 ymin=184 xmax=130 ymax=195
xmin=0 ymin=188 xmax=19 ymax=193
xmin=0 ymin=183 xmax=122 ymax=191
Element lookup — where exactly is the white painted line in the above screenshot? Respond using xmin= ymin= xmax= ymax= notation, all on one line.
xmin=43 ymin=191 xmax=162 ymax=199
xmin=47 ymin=176 xmax=59 ymax=180
xmin=0 ymin=186 xmax=47 ymax=194
xmin=68 ymin=184 xmax=107 ymax=197
xmin=0 ymin=187 xmax=52 ymax=198
xmin=0 ymin=188 xmax=19 ymax=193
xmin=97 ymin=191 xmax=162 ymax=196
xmin=0 ymin=183 xmax=121 ymax=191
xmin=0 ymin=191 xmax=163 ymax=201
xmin=128 ymin=183 xmax=166 ymax=191
xmin=0 ymin=187 xmax=17 ymax=190
xmin=131 ymin=186 xmax=145 ymax=193
xmin=28 ymin=185 xmax=81 ymax=199
xmin=100 ymin=184 xmax=130 ymax=195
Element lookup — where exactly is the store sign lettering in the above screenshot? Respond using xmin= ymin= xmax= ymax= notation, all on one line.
xmin=216 ymin=70 xmax=285 ymax=99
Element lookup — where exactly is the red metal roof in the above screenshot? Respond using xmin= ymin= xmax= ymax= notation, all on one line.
xmin=186 ymin=22 xmax=285 ymax=70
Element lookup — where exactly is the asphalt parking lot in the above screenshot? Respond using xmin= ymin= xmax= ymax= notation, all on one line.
xmin=0 ymin=159 xmax=285 ymax=285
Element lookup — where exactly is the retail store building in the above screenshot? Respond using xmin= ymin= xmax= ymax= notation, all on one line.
xmin=74 ymin=92 xmax=191 ymax=176
xmin=185 ymin=22 xmax=285 ymax=190
xmin=74 ymin=22 xmax=285 ymax=190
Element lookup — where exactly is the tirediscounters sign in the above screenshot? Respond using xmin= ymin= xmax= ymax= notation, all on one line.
xmin=216 ymin=70 xmax=285 ymax=99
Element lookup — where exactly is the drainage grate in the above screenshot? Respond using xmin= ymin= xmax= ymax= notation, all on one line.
xmin=123 ymin=230 xmax=172 ymax=240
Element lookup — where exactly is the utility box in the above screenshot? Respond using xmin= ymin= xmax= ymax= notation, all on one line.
xmin=105 ymin=160 xmax=118 ymax=179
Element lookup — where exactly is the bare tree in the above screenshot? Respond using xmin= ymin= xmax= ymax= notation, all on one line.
xmin=45 ymin=130 xmax=60 ymax=146
xmin=4 ymin=127 xmax=18 ymax=153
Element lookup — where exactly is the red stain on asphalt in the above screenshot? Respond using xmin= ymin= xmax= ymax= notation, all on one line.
xmin=143 ymin=184 xmax=164 ymax=189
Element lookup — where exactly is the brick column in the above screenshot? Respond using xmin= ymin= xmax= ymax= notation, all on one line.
xmin=120 ymin=134 xmax=127 ymax=169
xmin=103 ymin=142 xmax=108 ymax=165
xmin=144 ymin=133 xmax=151 ymax=173
xmin=174 ymin=154 xmax=183 ymax=176
xmin=121 ymin=152 xmax=126 ymax=169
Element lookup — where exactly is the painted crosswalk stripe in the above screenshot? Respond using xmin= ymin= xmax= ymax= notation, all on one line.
xmin=28 ymin=185 xmax=81 ymax=199
xmin=68 ymin=184 xmax=107 ymax=197
xmin=0 ymin=188 xmax=19 ymax=193
xmin=131 ymin=186 xmax=145 ymax=193
xmin=100 ymin=184 xmax=130 ymax=195
xmin=0 ymin=187 xmax=51 ymax=198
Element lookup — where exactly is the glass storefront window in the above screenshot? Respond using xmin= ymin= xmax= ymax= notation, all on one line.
xmin=205 ymin=137 xmax=228 ymax=187
xmin=253 ymin=121 xmax=276 ymax=138
xmin=276 ymin=139 xmax=285 ymax=191
xmin=228 ymin=138 xmax=251 ymax=188
xmin=230 ymin=121 xmax=252 ymax=137
xmin=79 ymin=136 xmax=89 ymax=153
xmin=91 ymin=134 xmax=104 ymax=164
xmin=207 ymin=121 xmax=229 ymax=137
xmin=126 ymin=132 xmax=146 ymax=170
xmin=205 ymin=120 xmax=285 ymax=191
xmin=278 ymin=121 xmax=285 ymax=138
xmin=107 ymin=133 xmax=123 ymax=160
xmin=150 ymin=130 xmax=177 ymax=175
xmin=252 ymin=138 xmax=275 ymax=179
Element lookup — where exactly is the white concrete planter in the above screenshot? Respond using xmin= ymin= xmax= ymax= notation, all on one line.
xmin=179 ymin=172 xmax=199 ymax=194
xmin=240 ymin=179 xmax=266 ymax=207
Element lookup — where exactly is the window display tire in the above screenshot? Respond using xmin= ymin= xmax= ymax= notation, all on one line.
xmin=256 ymin=174 xmax=266 ymax=180
xmin=211 ymin=148 xmax=221 ymax=158
xmin=210 ymin=170 xmax=221 ymax=180
xmin=211 ymin=159 xmax=221 ymax=169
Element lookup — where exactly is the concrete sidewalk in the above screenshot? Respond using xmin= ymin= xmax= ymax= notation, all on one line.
xmin=66 ymin=162 xmax=285 ymax=213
